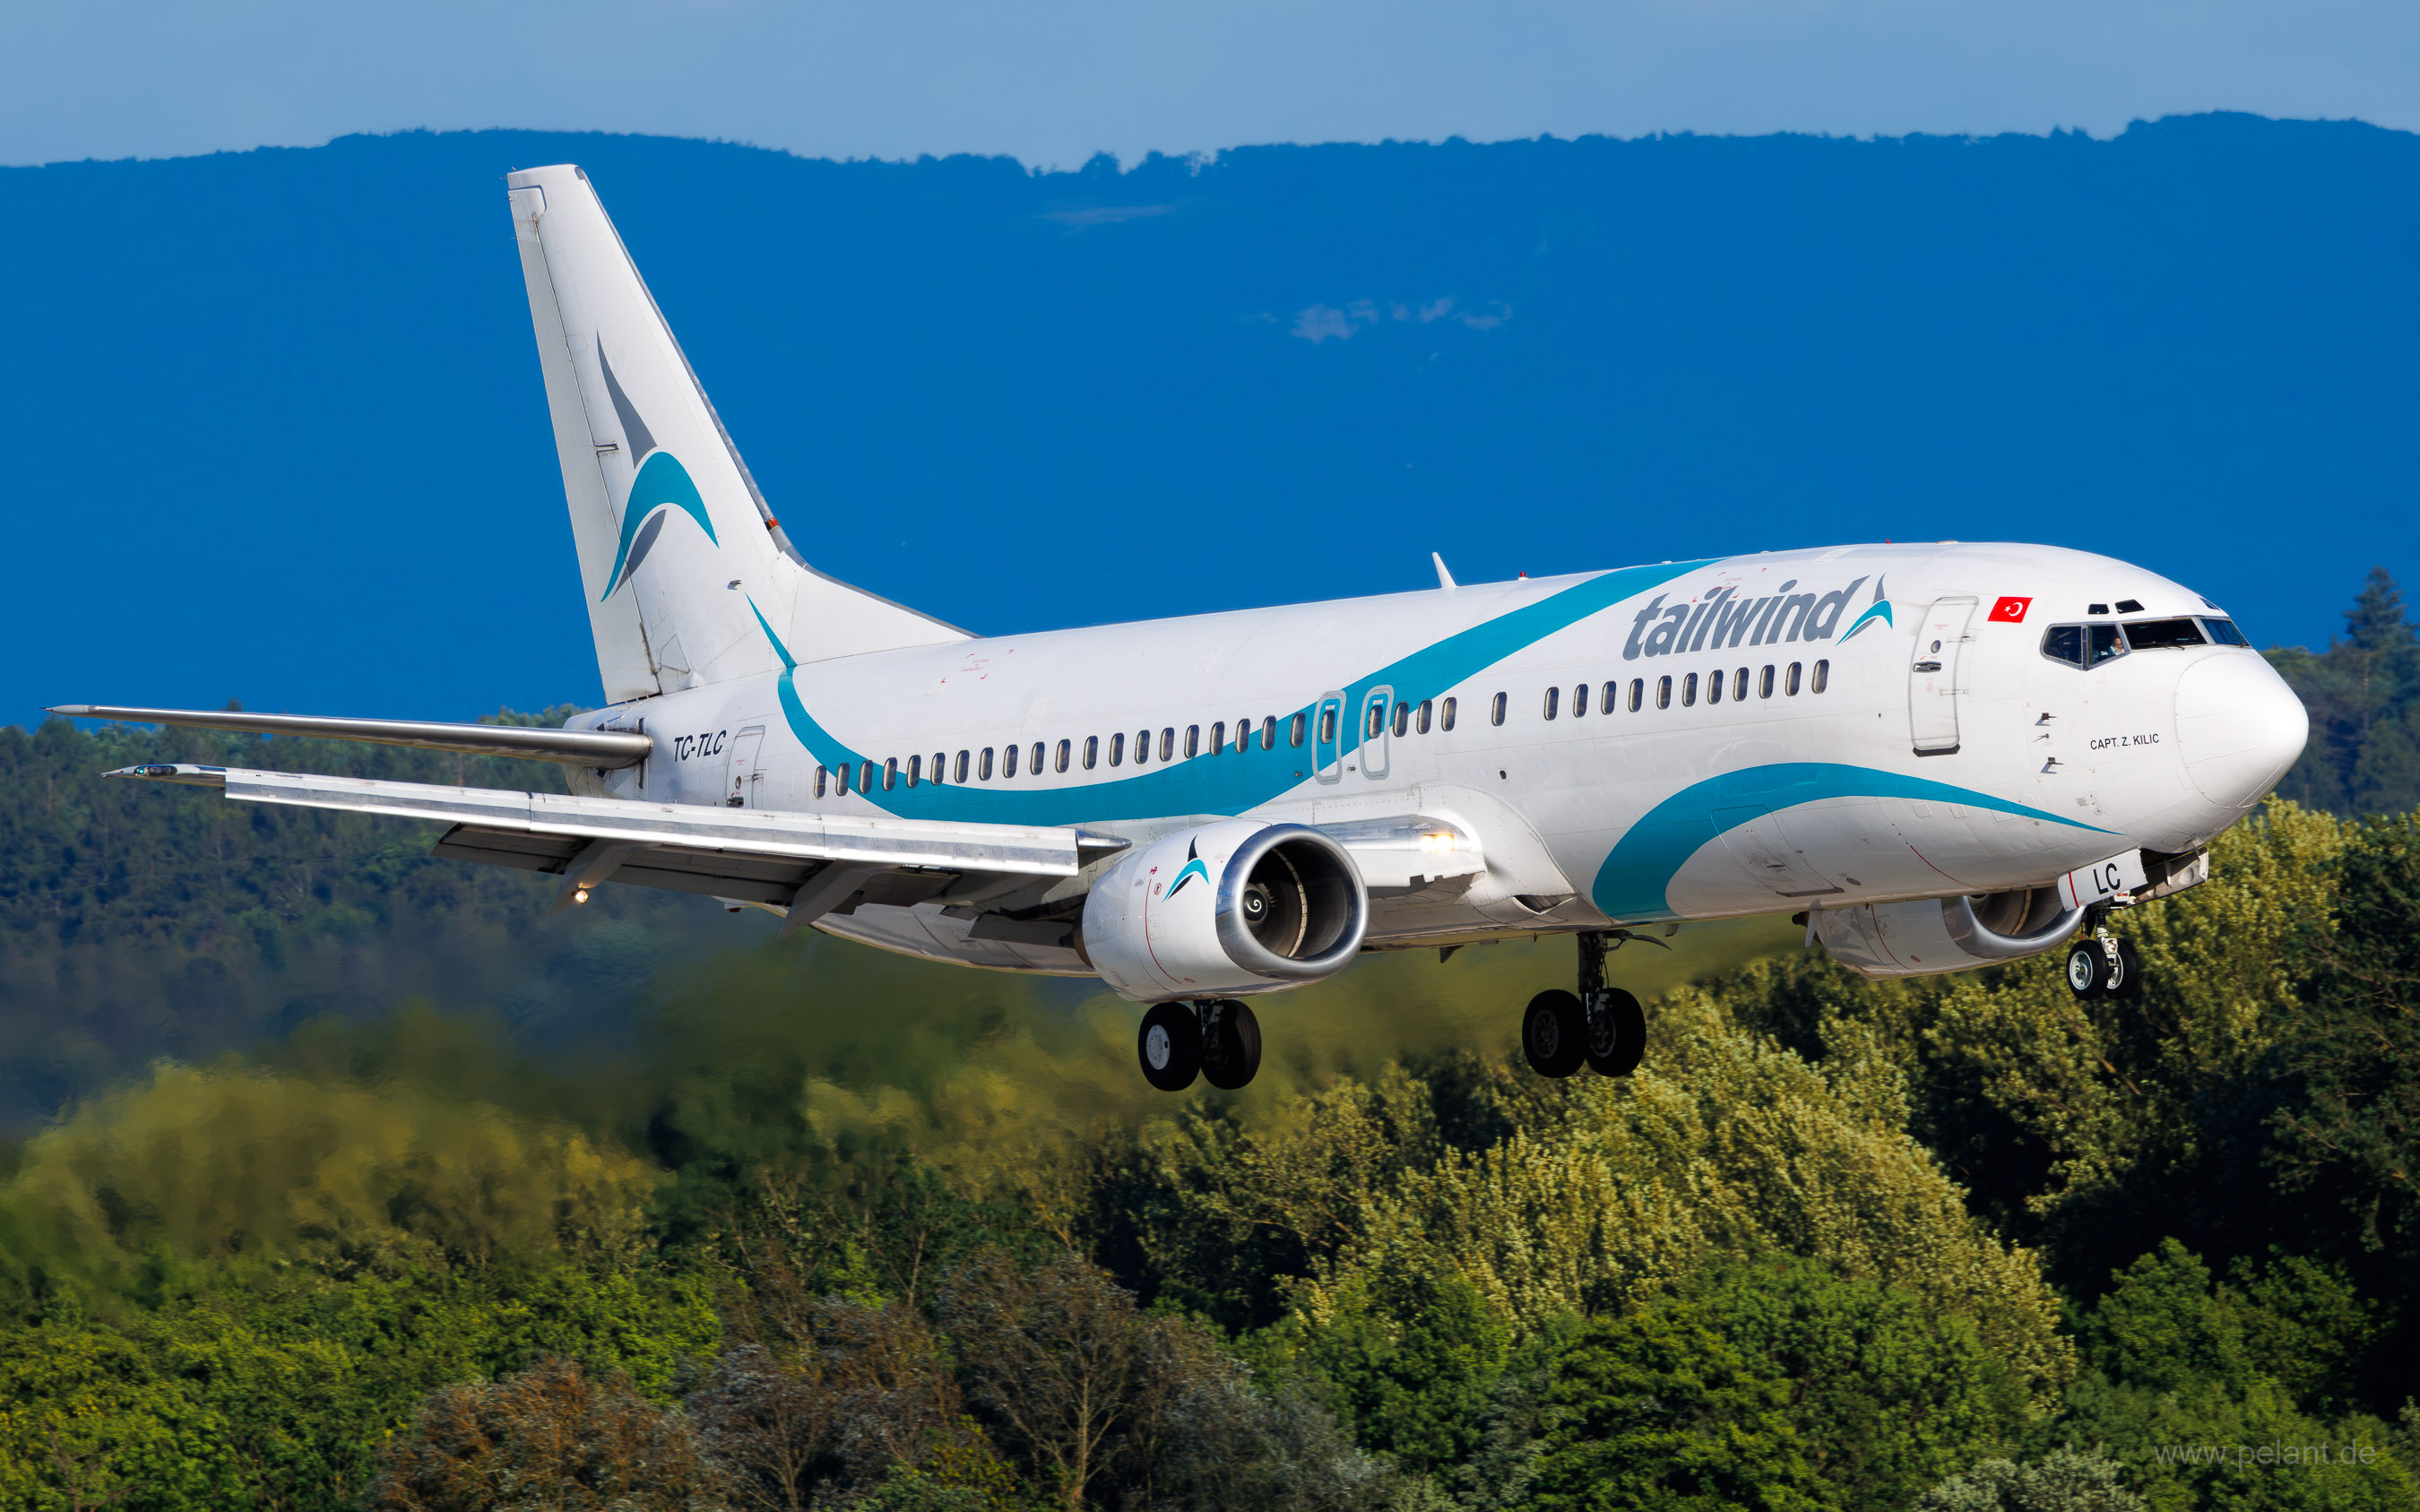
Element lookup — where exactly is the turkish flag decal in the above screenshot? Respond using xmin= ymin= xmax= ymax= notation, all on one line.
xmin=1988 ymin=596 xmax=2033 ymax=623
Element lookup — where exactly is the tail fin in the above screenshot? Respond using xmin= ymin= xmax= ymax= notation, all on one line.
xmin=506 ymin=165 xmax=966 ymax=702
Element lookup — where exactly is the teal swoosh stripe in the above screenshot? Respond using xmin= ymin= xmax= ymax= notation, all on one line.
xmin=601 ymin=452 xmax=719 ymax=600
xmin=1589 ymin=762 xmax=2113 ymax=920
xmin=768 ymin=557 xmax=1712 ymax=826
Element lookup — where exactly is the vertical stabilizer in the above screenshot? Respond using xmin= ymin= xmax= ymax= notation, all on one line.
xmin=506 ymin=165 xmax=966 ymax=702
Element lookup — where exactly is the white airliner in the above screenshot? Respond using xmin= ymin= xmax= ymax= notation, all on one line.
xmin=62 ymin=165 xmax=2310 ymax=1092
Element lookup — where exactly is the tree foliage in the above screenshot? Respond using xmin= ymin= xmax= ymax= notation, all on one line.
xmin=8 ymin=578 xmax=2420 ymax=1508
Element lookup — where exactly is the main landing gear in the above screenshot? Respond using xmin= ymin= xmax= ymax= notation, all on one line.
xmin=2064 ymin=923 xmax=2142 ymax=999
xmin=1137 ymin=998 xmax=1263 ymax=1093
xmin=1523 ymin=930 xmax=1648 ymax=1079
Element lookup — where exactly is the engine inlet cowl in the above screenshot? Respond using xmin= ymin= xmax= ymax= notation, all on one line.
xmin=1083 ymin=820 xmax=1369 ymax=1001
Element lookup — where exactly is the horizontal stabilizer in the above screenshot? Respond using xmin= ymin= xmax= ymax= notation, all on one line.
xmin=108 ymin=765 xmax=1102 ymax=878
xmin=56 ymin=705 xmax=653 ymax=767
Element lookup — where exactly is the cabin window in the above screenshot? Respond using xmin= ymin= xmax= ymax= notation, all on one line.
xmin=1319 ymin=708 xmax=1336 ymax=745
xmin=955 ymin=750 xmax=969 ymax=783
xmin=1031 ymin=741 xmax=1046 ymax=775
xmin=1543 ymin=687 xmax=1560 ymax=720
xmin=1491 ymin=692 xmax=1508 ymax=726
xmin=1393 ymin=702 xmax=1411 ymax=738
xmin=1440 ymin=697 xmax=1457 ymax=731
xmin=1083 ymin=735 xmax=1098 ymax=769
xmin=1812 ymin=660 xmax=1831 ymax=694
xmin=884 ymin=758 xmax=899 ymax=791
xmin=1785 ymin=662 xmax=1802 ymax=696
xmin=1261 ymin=716 xmax=1276 ymax=750
xmin=1288 ymin=713 xmax=1307 ymax=747
xmin=1235 ymin=718 xmax=1252 ymax=753
xmin=1759 ymin=665 xmax=1775 ymax=698
xmin=859 ymin=760 xmax=876 ymax=793
xmin=2202 ymin=617 xmax=2248 ymax=647
xmin=1707 ymin=670 xmax=1723 ymax=704
xmin=1682 ymin=673 xmax=1698 ymax=706
xmin=1210 ymin=721 xmax=1226 ymax=754
xmin=1656 ymin=676 xmax=1672 ymax=710
xmin=905 ymin=755 xmax=920 ymax=787
xmin=1573 ymin=682 xmax=1589 ymax=717
xmin=1108 ymin=732 xmax=1125 ymax=766
xmin=1417 ymin=699 xmax=1433 ymax=734
xmin=815 ymin=765 xmax=828 ymax=798
xmin=1154 ymin=728 xmax=1171 ymax=762
xmin=932 ymin=752 xmax=946 ymax=784
xmin=1185 ymin=725 xmax=1200 ymax=758
xmin=980 ymin=747 xmax=996 ymax=780
xmin=1599 ymin=680 xmax=1616 ymax=714
xmin=2087 ymin=624 xmax=2125 ymax=665
xmin=1367 ymin=704 xmax=1384 ymax=739
xmin=1055 ymin=739 xmax=1071 ymax=773
xmin=1629 ymin=678 xmax=1644 ymax=713
xmin=1733 ymin=668 xmax=1748 ymax=701
xmin=1002 ymin=744 xmax=1019 ymax=778
xmin=1132 ymin=729 xmax=1150 ymax=765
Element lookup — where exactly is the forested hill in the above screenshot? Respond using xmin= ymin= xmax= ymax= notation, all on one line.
xmin=5 ymin=113 xmax=2416 ymax=731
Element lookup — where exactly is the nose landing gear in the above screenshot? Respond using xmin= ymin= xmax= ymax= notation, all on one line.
xmin=1523 ymin=930 xmax=1649 ymax=1079
xmin=2064 ymin=927 xmax=2141 ymax=999
xmin=1137 ymin=998 xmax=1263 ymax=1092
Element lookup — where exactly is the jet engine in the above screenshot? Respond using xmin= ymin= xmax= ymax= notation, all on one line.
xmin=1812 ymin=886 xmax=2086 ymax=981
xmin=1083 ymin=819 xmax=1369 ymax=1001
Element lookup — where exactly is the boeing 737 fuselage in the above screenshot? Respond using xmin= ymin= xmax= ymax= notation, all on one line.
xmin=66 ymin=164 xmax=2310 ymax=1092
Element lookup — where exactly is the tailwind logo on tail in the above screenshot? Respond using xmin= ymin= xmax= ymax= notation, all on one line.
xmin=596 ymin=341 xmax=720 ymax=600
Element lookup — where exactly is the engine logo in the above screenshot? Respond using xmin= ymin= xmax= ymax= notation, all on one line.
xmin=1165 ymin=840 xmax=1211 ymax=901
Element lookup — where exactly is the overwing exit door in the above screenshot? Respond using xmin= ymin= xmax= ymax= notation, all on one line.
xmin=1314 ymin=694 xmax=1344 ymax=783
xmin=1909 ymin=598 xmax=1976 ymax=756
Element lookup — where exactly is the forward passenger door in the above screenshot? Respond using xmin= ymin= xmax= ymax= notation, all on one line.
xmin=1910 ymin=597 xmax=1976 ymax=756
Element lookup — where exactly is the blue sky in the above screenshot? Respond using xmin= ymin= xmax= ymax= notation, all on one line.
xmin=5 ymin=0 xmax=2418 ymax=168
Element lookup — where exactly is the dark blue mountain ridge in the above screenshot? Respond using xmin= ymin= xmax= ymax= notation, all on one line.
xmin=4 ymin=115 xmax=2413 ymax=729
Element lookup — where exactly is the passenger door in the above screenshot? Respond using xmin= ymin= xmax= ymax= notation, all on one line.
xmin=724 ymin=725 xmax=766 ymax=807
xmin=1909 ymin=598 xmax=1976 ymax=756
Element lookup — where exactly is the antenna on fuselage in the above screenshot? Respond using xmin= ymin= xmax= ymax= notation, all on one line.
xmin=1433 ymin=552 xmax=1457 ymax=592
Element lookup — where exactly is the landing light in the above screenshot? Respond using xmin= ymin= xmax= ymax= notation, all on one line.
xmin=574 ymin=886 xmax=591 ymax=904
xmin=1419 ymin=832 xmax=1457 ymax=854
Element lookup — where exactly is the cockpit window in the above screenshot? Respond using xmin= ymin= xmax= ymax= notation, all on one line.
xmin=2122 ymin=618 xmax=2207 ymax=651
xmin=2087 ymin=624 xmax=2126 ymax=666
xmin=2042 ymin=625 xmax=2085 ymax=667
xmin=2201 ymin=617 xmax=2249 ymax=647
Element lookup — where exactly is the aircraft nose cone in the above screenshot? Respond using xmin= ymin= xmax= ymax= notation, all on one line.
xmin=2174 ymin=653 xmax=2308 ymax=809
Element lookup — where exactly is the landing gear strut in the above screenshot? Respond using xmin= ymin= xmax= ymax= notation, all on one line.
xmin=1137 ymin=998 xmax=1262 ymax=1092
xmin=1524 ymin=931 xmax=1647 ymax=1079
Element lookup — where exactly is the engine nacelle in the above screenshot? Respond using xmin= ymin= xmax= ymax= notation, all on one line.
xmin=1812 ymin=886 xmax=2087 ymax=981
xmin=1083 ymin=820 xmax=1369 ymax=1001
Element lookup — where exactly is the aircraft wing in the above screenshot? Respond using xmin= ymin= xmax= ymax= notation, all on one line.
xmin=110 ymin=764 xmax=1122 ymax=924
xmin=54 ymin=704 xmax=653 ymax=766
